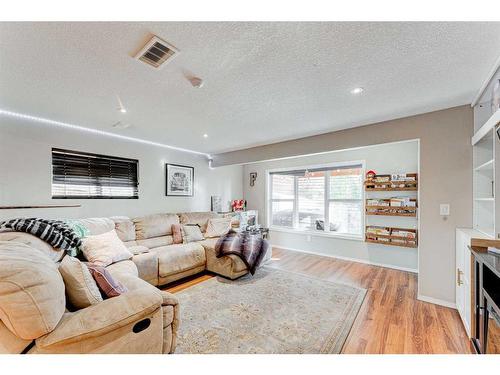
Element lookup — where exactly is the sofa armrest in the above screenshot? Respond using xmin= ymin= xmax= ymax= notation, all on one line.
xmin=35 ymin=289 xmax=162 ymax=349
xmin=159 ymin=289 xmax=178 ymax=307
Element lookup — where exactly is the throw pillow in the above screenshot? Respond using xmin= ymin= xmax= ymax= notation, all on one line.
xmin=171 ymin=224 xmax=183 ymax=244
xmin=86 ymin=264 xmax=128 ymax=298
xmin=63 ymin=219 xmax=90 ymax=239
xmin=205 ymin=218 xmax=232 ymax=238
xmin=81 ymin=229 xmax=133 ymax=267
xmin=182 ymin=224 xmax=204 ymax=243
xmin=58 ymin=255 xmax=103 ymax=309
xmin=63 ymin=219 xmax=90 ymax=256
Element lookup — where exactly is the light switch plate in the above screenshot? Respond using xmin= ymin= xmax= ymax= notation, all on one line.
xmin=440 ymin=204 xmax=450 ymax=216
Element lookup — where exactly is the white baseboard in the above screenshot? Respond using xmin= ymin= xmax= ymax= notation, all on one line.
xmin=272 ymin=245 xmax=418 ymax=274
xmin=417 ymin=294 xmax=456 ymax=309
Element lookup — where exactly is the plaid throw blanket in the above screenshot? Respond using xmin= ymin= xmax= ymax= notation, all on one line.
xmin=0 ymin=218 xmax=82 ymax=255
xmin=215 ymin=230 xmax=269 ymax=275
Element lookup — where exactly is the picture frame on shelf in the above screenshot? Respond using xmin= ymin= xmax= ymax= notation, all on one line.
xmin=211 ymin=195 xmax=222 ymax=212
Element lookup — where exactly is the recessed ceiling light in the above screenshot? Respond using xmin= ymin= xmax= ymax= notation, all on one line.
xmin=203 ymin=133 xmax=208 ymax=138
xmin=350 ymin=87 xmax=364 ymax=95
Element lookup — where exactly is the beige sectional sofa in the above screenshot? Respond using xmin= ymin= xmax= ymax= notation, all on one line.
xmin=0 ymin=211 xmax=271 ymax=354
xmin=113 ymin=211 xmax=257 ymax=284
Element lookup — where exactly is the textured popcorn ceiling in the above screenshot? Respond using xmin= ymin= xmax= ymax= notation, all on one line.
xmin=1 ymin=22 xmax=500 ymax=154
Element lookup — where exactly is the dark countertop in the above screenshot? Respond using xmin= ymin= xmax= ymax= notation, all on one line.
xmin=469 ymin=246 xmax=500 ymax=279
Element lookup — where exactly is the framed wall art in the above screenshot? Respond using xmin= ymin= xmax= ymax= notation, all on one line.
xmin=166 ymin=164 xmax=194 ymax=196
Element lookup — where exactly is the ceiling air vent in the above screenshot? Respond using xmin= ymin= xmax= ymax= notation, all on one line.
xmin=134 ymin=36 xmax=179 ymax=69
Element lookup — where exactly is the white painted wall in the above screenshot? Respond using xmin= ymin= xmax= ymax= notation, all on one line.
xmin=0 ymin=117 xmax=243 ymax=221
xmin=243 ymin=140 xmax=419 ymax=272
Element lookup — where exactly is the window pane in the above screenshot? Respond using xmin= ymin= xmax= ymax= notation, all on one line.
xmin=52 ymin=148 xmax=138 ymax=198
xmin=271 ymin=174 xmax=295 ymax=199
xmin=271 ymin=201 xmax=294 ymax=227
xmin=329 ymin=201 xmax=362 ymax=235
xmin=329 ymin=168 xmax=362 ymax=199
xmin=297 ymin=172 xmax=325 ymax=230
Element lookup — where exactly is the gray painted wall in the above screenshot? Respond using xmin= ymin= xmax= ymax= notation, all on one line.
xmin=243 ymin=140 xmax=419 ymax=271
xmin=0 ymin=117 xmax=243 ymax=221
xmin=213 ymin=105 xmax=474 ymax=305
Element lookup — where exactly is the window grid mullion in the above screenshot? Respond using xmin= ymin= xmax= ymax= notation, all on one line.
xmin=324 ymin=172 xmax=330 ymax=233
xmin=268 ymin=175 xmax=273 ymax=228
xmin=268 ymin=164 xmax=364 ymax=235
xmin=293 ymin=176 xmax=299 ymax=229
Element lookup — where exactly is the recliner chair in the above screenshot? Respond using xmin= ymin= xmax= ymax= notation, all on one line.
xmin=0 ymin=238 xmax=178 ymax=354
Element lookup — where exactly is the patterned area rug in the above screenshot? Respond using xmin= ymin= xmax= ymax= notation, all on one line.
xmin=175 ymin=266 xmax=366 ymax=354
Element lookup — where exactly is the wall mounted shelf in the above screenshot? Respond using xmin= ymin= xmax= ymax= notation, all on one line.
xmin=364 ymin=173 xmax=418 ymax=248
xmin=365 ymin=238 xmax=417 ymax=248
xmin=365 ymin=198 xmax=417 ymax=217
xmin=365 ymin=210 xmax=417 ymax=217
xmin=365 ymin=226 xmax=418 ymax=248
xmin=471 ymin=109 xmax=500 ymax=146
xmin=365 ymin=173 xmax=418 ymax=191
xmin=474 ymin=159 xmax=494 ymax=172
xmin=364 ymin=187 xmax=418 ymax=192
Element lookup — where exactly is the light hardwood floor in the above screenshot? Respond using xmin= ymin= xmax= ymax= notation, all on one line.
xmin=165 ymin=247 xmax=474 ymax=354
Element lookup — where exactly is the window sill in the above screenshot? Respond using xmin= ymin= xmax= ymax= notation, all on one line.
xmin=269 ymin=226 xmax=364 ymax=241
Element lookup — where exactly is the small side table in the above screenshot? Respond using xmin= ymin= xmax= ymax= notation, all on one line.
xmin=243 ymin=227 xmax=269 ymax=240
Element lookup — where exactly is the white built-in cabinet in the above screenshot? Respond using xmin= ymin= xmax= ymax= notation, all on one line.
xmin=471 ymin=62 xmax=500 ymax=239
xmin=456 ymin=62 xmax=500 ymax=336
xmin=455 ymin=228 xmax=490 ymax=337
xmin=472 ymin=113 xmax=498 ymax=238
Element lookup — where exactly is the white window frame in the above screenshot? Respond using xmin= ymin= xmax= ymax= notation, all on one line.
xmin=266 ymin=160 xmax=365 ymax=241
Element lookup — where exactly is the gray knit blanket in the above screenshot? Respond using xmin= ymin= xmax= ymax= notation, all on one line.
xmin=215 ymin=230 xmax=269 ymax=275
xmin=0 ymin=218 xmax=82 ymax=255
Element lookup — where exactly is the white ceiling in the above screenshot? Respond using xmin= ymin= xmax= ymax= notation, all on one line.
xmin=1 ymin=22 xmax=500 ymax=154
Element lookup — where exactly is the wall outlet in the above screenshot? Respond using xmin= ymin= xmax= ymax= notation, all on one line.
xmin=306 ymin=235 xmax=312 ymax=242
xmin=439 ymin=204 xmax=450 ymax=216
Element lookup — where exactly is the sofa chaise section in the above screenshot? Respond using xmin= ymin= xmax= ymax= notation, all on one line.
xmin=113 ymin=212 xmax=256 ymax=283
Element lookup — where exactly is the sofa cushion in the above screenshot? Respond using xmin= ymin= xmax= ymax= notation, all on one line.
xmin=77 ymin=217 xmax=115 ymax=235
xmin=205 ymin=218 xmax=232 ymax=238
xmin=179 ymin=212 xmax=222 ymax=233
xmin=123 ymin=240 xmax=138 ymax=247
xmin=131 ymin=252 xmax=159 ymax=285
xmin=182 ymin=225 xmax=204 ymax=243
xmin=0 ymin=241 xmax=65 ymax=340
xmin=154 ymin=243 xmax=206 ymax=277
xmin=127 ymin=245 xmax=149 ymax=255
xmin=0 ymin=231 xmax=64 ymax=262
xmin=58 ymin=255 xmax=103 ymax=309
xmin=136 ymin=235 xmax=174 ymax=249
xmin=81 ymin=230 xmax=133 ymax=267
xmin=133 ymin=213 xmax=179 ymax=240
xmin=111 ymin=216 xmax=136 ymax=242
xmin=106 ymin=259 xmax=139 ymax=277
